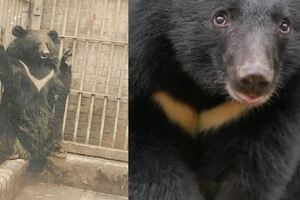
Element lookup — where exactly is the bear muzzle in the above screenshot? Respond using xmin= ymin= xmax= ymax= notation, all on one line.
xmin=226 ymin=63 xmax=276 ymax=106
xmin=39 ymin=45 xmax=50 ymax=59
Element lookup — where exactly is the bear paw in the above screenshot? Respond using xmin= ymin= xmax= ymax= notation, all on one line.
xmin=8 ymin=153 xmax=19 ymax=160
xmin=14 ymin=139 xmax=31 ymax=160
xmin=0 ymin=28 xmax=4 ymax=46
xmin=0 ymin=29 xmax=5 ymax=50
xmin=62 ymin=49 xmax=72 ymax=67
xmin=51 ymin=149 xmax=67 ymax=159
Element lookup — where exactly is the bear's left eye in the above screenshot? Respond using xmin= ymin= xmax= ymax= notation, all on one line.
xmin=279 ymin=20 xmax=291 ymax=34
xmin=213 ymin=12 xmax=230 ymax=27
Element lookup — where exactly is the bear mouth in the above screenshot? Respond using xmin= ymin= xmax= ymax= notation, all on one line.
xmin=40 ymin=56 xmax=48 ymax=60
xmin=226 ymin=84 xmax=273 ymax=106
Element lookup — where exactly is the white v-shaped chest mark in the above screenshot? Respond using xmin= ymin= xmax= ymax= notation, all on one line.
xmin=19 ymin=60 xmax=54 ymax=92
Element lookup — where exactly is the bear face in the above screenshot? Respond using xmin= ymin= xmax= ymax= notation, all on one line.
xmin=6 ymin=26 xmax=60 ymax=66
xmin=130 ymin=1 xmax=300 ymax=199
xmin=153 ymin=0 xmax=300 ymax=106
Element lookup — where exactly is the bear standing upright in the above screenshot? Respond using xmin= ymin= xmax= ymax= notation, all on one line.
xmin=130 ymin=0 xmax=300 ymax=200
xmin=0 ymin=26 xmax=72 ymax=167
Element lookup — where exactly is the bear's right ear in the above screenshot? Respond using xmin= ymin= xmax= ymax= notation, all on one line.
xmin=48 ymin=30 xmax=60 ymax=44
xmin=12 ymin=26 xmax=27 ymax=38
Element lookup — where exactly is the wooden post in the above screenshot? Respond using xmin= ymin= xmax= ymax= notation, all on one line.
xmin=29 ymin=0 xmax=43 ymax=30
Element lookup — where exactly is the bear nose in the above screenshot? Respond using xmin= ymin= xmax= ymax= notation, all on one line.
xmin=238 ymin=66 xmax=273 ymax=96
xmin=40 ymin=51 xmax=50 ymax=58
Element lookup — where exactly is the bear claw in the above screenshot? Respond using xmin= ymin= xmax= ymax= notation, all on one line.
xmin=62 ymin=49 xmax=72 ymax=67
xmin=52 ymin=150 xmax=67 ymax=159
xmin=8 ymin=153 xmax=19 ymax=160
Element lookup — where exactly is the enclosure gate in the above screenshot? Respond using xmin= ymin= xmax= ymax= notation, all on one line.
xmin=0 ymin=0 xmax=128 ymax=162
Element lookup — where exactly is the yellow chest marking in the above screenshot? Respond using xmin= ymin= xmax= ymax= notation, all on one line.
xmin=19 ymin=60 xmax=54 ymax=92
xmin=153 ymin=91 xmax=248 ymax=135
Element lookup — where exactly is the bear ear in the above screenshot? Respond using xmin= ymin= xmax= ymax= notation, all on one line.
xmin=48 ymin=30 xmax=60 ymax=43
xmin=12 ymin=26 xmax=27 ymax=38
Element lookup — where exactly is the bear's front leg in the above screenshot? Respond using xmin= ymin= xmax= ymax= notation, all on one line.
xmin=280 ymin=162 xmax=300 ymax=200
xmin=12 ymin=138 xmax=31 ymax=160
xmin=215 ymin=164 xmax=293 ymax=200
xmin=59 ymin=49 xmax=72 ymax=87
xmin=47 ymin=49 xmax=72 ymax=159
xmin=130 ymin=131 xmax=205 ymax=200
xmin=214 ymin=136 xmax=299 ymax=200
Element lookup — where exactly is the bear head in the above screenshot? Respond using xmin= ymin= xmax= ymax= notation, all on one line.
xmin=6 ymin=26 xmax=60 ymax=67
xmin=136 ymin=0 xmax=300 ymax=107
xmin=171 ymin=0 xmax=300 ymax=106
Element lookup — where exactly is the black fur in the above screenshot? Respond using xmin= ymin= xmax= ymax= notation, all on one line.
xmin=130 ymin=0 xmax=300 ymax=199
xmin=0 ymin=27 xmax=72 ymax=169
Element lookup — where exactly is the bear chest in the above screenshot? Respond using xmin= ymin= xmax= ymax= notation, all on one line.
xmin=19 ymin=60 xmax=55 ymax=93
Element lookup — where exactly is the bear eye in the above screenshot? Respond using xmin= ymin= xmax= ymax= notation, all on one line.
xmin=279 ymin=20 xmax=291 ymax=34
xmin=214 ymin=12 xmax=230 ymax=27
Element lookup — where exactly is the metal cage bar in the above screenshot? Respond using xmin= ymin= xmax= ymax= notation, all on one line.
xmin=112 ymin=45 xmax=127 ymax=148
xmin=72 ymin=0 xmax=94 ymax=142
xmin=85 ymin=41 xmax=102 ymax=144
xmin=62 ymin=0 xmax=81 ymax=139
xmin=50 ymin=0 xmax=57 ymax=29
xmin=124 ymin=125 xmax=128 ymax=150
xmin=58 ymin=0 xmax=70 ymax=58
xmin=99 ymin=43 xmax=115 ymax=146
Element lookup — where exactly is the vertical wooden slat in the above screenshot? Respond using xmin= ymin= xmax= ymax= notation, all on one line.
xmin=16 ymin=0 xmax=23 ymax=25
xmin=100 ymin=0 xmax=108 ymax=37
xmin=0 ymin=0 xmax=5 ymax=25
xmin=58 ymin=0 xmax=70 ymax=59
xmin=110 ymin=0 xmax=123 ymax=148
xmin=58 ymin=0 xmax=71 ymax=139
xmin=98 ymin=0 xmax=110 ymax=145
xmin=73 ymin=0 xmax=93 ymax=142
xmin=7 ymin=0 xmax=16 ymax=43
xmin=113 ymin=0 xmax=121 ymax=39
xmin=21 ymin=1 xmax=30 ymax=28
xmin=12 ymin=0 xmax=18 ymax=26
xmin=112 ymin=46 xmax=126 ymax=148
xmin=50 ymin=0 xmax=57 ymax=29
xmin=17 ymin=0 xmax=22 ymax=25
xmin=62 ymin=0 xmax=82 ymax=140
xmin=99 ymin=44 xmax=115 ymax=145
xmin=73 ymin=41 xmax=89 ymax=142
xmin=85 ymin=41 xmax=102 ymax=144
xmin=124 ymin=125 xmax=128 ymax=150
xmin=62 ymin=95 xmax=69 ymax=138
xmin=0 ymin=0 xmax=5 ymax=102
xmin=2 ymin=0 xmax=8 ymax=47
xmin=84 ymin=0 xmax=98 ymax=144
xmin=30 ymin=0 xmax=44 ymax=30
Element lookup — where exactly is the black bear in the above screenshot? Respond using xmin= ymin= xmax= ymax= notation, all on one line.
xmin=130 ymin=0 xmax=300 ymax=200
xmin=0 ymin=26 xmax=72 ymax=168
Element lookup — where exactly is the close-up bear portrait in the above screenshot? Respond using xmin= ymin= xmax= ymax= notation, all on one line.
xmin=130 ymin=0 xmax=300 ymax=200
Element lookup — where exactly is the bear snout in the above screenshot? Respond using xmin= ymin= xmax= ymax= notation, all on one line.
xmin=39 ymin=45 xmax=50 ymax=59
xmin=237 ymin=66 xmax=273 ymax=96
xmin=227 ymin=64 xmax=275 ymax=105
